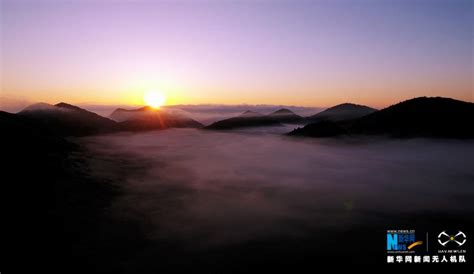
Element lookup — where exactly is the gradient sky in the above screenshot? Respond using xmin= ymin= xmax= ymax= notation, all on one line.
xmin=1 ymin=0 xmax=472 ymax=111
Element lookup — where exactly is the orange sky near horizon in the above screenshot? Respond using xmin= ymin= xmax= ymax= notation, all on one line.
xmin=1 ymin=80 xmax=472 ymax=113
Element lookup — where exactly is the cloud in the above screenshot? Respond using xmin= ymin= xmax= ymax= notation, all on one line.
xmin=82 ymin=129 xmax=474 ymax=248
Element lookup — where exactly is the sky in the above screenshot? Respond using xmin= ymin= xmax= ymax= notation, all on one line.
xmin=1 ymin=0 xmax=472 ymax=111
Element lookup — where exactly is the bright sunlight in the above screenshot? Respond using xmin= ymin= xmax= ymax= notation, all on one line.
xmin=143 ymin=90 xmax=166 ymax=108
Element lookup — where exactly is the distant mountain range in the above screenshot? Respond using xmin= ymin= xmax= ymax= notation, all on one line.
xmin=289 ymin=97 xmax=474 ymax=138
xmin=110 ymin=106 xmax=203 ymax=131
xmin=6 ymin=102 xmax=203 ymax=136
xmin=2 ymin=96 xmax=472 ymax=138
xmin=205 ymin=108 xmax=304 ymax=130
xmin=205 ymin=105 xmax=376 ymax=130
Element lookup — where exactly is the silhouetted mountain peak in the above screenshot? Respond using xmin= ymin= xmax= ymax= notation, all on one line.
xmin=21 ymin=102 xmax=96 ymax=115
xmin=20 ymin=102 xmax=58 ymax=113
xmin=240 ymin=110 xmax=263 ymax=117
xmin=205 ymin=108 xmax=306 ymax=130
xmin=56 ymin=102 xmax=76 ymax=108
xmin=110 ymin=106 xmax=159 ymax=115
xmin=293 ymin=96 xmax=474 ymax=139
xmin=55 ymin=102 xmax=92 ymax=114
xmin=109 ymin=106 xmax=202 ymax=129
xmin=323 ymin=103 xmax=376 ymax=113
xmin=113 ymin=107 xmax=127 ymax=112
xmin=18 ymin=102 xmax=117 ymax=136
xmin=333 ymin=103 xmax=365 ymax=108
xmin=270 ymin=108 xmax=295 ymax=115
xmin=307 ymin=103 xmax=376 ymax=122
xmin=384 ymin=96 xmax=465 ymax=110
xmin=349 ymin=96 xmax=474 ymax=138
xmin=16 ymin=102 xmax=202 ymax=136
xmin=267 ymin=108 xmax=303 ymax=123
xmin=110 ymin=106 xmax=160 ymax=122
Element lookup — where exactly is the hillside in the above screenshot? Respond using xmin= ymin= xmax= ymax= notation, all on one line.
xmin=206 ymin=108 xmax=303 ymax=130
xmin=290 ymin=97 xmax=474 ymax=138
xmin=18 ymin=102 xmax=118 ymax=136
xmin=306 ymin=103 xmax=376 ymax=123
xmin=110 ymin=106 xmax=203 ymax=130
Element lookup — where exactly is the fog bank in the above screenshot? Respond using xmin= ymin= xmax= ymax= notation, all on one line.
xmin=82 ymin=129 xmax=474 ymax=248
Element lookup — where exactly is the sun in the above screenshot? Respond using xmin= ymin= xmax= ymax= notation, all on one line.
xmin=143 ymin=90 xmax=166 ymax=108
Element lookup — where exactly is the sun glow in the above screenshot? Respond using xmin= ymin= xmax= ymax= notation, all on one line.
xmin=143 ymin=90 xmax=166 ymax=108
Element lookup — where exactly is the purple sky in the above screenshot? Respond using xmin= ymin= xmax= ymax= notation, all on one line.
xmin=1 ymin=0 xmax=472 ymax=111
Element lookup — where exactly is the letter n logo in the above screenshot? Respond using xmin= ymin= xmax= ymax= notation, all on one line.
xmin=387 ymin=233 xmax=398 ymax=250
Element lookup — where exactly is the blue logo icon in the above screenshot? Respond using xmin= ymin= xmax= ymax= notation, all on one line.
xmin=387 ymin=230 xmax=422 ymax=251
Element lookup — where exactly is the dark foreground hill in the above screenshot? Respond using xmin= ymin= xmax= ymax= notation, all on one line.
xmin=351 ymin=97 xmax=474 ymax=138
xmin=289 ymin=97 xmax=474 ymax=138
xmin=19 ymin=102 xmax=118 ymax=136
xmin=206 ymin=108 xmax=303 ymax=130
xmin=2 ymin=109 xmax=147 ymax=273
xmin=16 ymin=102 xmax=203 ymax=136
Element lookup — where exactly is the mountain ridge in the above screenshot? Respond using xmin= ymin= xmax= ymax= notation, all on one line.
xmin=110 ymin=106 xmax=203 ymax=130
xmin=205 ymin=108 xmax=304 ymax=130
xmin=306 ymin=103 xmax=376 ymax=123
xmin=289 ymin=97 xmax=474 ymax=138
xmin=16 ymin=102 xmax=203 ymax=136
